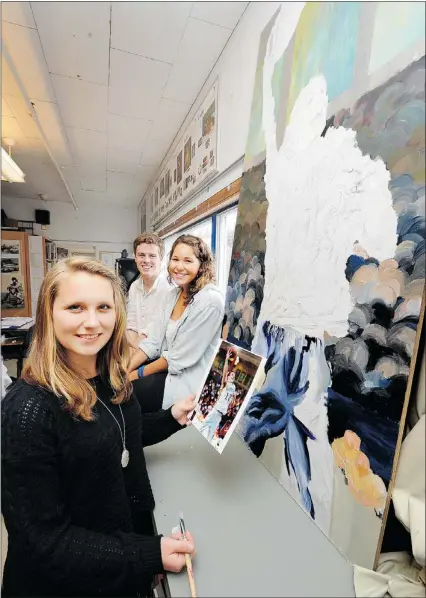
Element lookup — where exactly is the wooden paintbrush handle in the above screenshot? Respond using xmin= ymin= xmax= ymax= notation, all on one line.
xmin=185 ymin=553 xmax=197 ymax=598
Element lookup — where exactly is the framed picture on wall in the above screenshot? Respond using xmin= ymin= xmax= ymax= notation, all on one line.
xmin=56 ymin=246 xmax=70 ymax=260
xmin=1 ymin=231 xmax=32 ymax=317
xmin=99 ymin=251 xmax=122 ymax=271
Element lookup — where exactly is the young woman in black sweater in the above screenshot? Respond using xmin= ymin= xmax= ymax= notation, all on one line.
xmin=1 ymin=257 xmax=196 ymax=597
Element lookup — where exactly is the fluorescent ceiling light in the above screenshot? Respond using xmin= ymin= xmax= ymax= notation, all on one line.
xmin=1 ymin=146 xmax=25 ymax=183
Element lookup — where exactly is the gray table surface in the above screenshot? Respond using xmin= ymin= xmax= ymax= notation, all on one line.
xmin=146 ymin=425 xmax=355 ymax=598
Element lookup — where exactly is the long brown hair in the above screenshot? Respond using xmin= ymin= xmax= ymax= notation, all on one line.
xmin=168 ymin=234 xmax=215 ymax=305
xmin=22 ymin=257 xmax=132 ymax=421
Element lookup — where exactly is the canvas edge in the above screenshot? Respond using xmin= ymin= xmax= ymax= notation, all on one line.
xmin=373 ymin=288 xmax=426 ymax=570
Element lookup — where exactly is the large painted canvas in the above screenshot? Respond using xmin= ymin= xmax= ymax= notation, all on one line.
xmin=225 ymin=2 xmax=425 ymax=568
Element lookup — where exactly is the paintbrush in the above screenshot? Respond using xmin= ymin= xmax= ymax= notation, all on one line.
xmin=178 ymin=511 xmax=197 ymax=598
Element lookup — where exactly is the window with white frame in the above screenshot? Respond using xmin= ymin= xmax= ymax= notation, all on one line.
xmin=215 ymin=206 xmax=238 ymax=295
xmin=161 ymin=204 xmax=238 ymax=297
xmin=163 ymin=218 xmax=213 ymax=260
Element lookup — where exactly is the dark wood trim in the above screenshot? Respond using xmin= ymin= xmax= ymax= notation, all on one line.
xmin=157 ymin=177 xmax=241 ymax=238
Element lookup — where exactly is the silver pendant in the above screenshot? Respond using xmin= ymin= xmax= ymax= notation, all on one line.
xmin=121 ymin=448 xmax=130 ymax=468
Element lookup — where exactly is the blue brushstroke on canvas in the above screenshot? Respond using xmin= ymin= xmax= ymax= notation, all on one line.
xmin=242 ymin=322 xmax=316 ymax=518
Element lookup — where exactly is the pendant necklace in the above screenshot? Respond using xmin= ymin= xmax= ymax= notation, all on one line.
xmin=96 ymin=397 xmax=129 ymax=468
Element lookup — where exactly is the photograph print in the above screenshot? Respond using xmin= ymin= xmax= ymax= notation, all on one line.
xmin=1 ymin=241 xmax=19 ymax=255
xmin=184 ymin=137 xmax=192 ymax=173
xmin=1 ymin=258 xmax=20 ymax=274
xmin=177 ymin=151 xmax=183 ymax=184
xmin=191 ymin=339 xmax=265 ymax=454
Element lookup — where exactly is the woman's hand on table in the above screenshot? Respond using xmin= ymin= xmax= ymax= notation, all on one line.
xmin=161 ymin=531 xmax=195 ymax=573
xmin=171 ymin=395 xmax=196 ymax=426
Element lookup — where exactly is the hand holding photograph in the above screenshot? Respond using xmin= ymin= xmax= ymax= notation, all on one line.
xmin=191 ymin=339 xmax=266 ymax=454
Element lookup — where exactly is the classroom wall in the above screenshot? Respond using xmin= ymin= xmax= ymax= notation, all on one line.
xmin=147 ymin=0 xmax=285 ymax=232
xmin=1 ymin=196 xmax=137 ymax=256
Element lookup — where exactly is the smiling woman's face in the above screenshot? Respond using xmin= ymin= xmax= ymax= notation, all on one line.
xmin=168 ymin=243 xmax=201 ymax=289
xmin=52 ymin=271 xmax=116 ymax=361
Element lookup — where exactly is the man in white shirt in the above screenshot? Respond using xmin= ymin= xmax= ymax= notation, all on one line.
xmin=126 ymin=232 xmax=172 ymax=350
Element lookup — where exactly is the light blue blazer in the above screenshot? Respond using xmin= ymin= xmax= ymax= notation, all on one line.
xmin=139 ymin=284 xmax=225 ymax=408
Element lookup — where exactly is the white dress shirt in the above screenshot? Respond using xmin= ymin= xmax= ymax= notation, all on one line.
xmin=126 ymin=272 xmax=172 ymax=336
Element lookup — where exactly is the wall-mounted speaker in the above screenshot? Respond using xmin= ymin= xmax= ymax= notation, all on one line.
xmin=35 ymin=209 xmax=50 ymax=225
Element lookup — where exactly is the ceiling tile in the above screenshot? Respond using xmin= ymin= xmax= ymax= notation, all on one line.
xmin=162 ymin=60 xmax=206 ymax=104
xmin=136 ymin=164 xmax=157 ymax=183
xmin=31 ymin=99 xmax=74 ymax=166
xmin=2 ymin=1 xmax=36 ymax=28
xmin=107 ymin=170 xmax=137 ymax=195
xmin=163 ymin=18 xmax=231 ymax=102
xmin=2 ymin=21 xmax=56 ymax=102
xmin=51 ymin=75 xmax=108 ymax=131
xmin=107 ymin=149 xmax=142 ymax=174
xmin=2 ymin=96 xmax=14 ymax=117
xmin=2 ymin=115 xmax=27 ymax=144
xmin=149 ymin=98 xmax=189 ymax=143
xmin=15 ymin=158 xmax=71 ymax=201
xmin=75 ymin=158 xmax=107 ymax=192
xmin=111 ymin=2 xmax=192 ymax=64
xmin=31 ymin=1 xmax=110 ymax=85
xmin=66 ymin=127 xmax=107 ymax=164
xmin=108 ymin=113 xmax=152 ymax=153
xmin=22 ymin=137 xmax=51 ymax=164
xmin=2 ymin=94 xmax=41 ymax=139
xmin=190 ymin=2 xmax=248 ymax=29
xmin=1 ymin=180 xmax=38 ymax=199
xmin=139 ymin=138 xmax=170 ymax=167
xmin=174 ymin=17 xmax=231 ymax=63
xmin=109 ymin=49 xmax=171 ymax=120
xmin=1 ymin=56 xmax=22 ymax=98
xmin=58 ymin=165 xmax=82 ymax=196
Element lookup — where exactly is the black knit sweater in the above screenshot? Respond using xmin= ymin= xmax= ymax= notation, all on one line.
xmin=1 ymin=377 xmax=183 ymax=597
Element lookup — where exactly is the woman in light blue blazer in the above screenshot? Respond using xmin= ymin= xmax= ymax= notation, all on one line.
xmin=129 ymin=235 xmax=224 ymax=411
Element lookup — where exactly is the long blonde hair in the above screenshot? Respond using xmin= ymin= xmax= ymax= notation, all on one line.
xmin=23 ymin=257 xmax=131 ymax=421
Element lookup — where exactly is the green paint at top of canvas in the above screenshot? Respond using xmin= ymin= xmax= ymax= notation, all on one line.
xmin=286 ymin=2 xmax=361 ymax=122
xmin=244 ymin=2 xmax=362 ymax=164
xmin=369 ymin=2 xmax=425 ymax=74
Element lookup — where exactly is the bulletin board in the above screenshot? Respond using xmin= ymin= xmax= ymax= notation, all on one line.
xmin=149 ymin=81 xmax=218 ymax=229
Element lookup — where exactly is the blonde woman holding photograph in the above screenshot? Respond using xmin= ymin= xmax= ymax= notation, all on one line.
xmin=1 ymin=257 xmax=195 ymax=598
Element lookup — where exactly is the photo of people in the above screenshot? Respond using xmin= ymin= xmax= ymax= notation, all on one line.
xmin=1 ymin=241 xmax=19 ymax=255
xmin=165 ymin=170 xmax=171 ymax=197
xmin=1 ymin=258 xmax=19 ymax=273
xmin=1 ymin=276 xmax=25 ymax=310
xmin=56 ymin=247 xmax=69 ymax=260
xmin=202 ymin=100 xmax=215 ymax=137
xmin=177 ymin=151 xmax=183 ymax=184
xmin=184 ymin=137 xmax=192 ymax=172
xmin=191 ymin=339 xmax=265 ymax=454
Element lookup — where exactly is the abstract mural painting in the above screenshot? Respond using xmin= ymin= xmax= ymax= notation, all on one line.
xmin=225 ymin=2 xmax=425 ymax=568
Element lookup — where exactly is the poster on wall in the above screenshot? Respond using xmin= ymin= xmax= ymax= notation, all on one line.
xmin=56 ymin=246 xmax=70 ymax=260
xmin=224 ymin=2 xmax=425 ymax=569
xmin=99 ymin=251 xmax=122 ymax=271
xmin=1 ymin=240 xmax=24 ymax=310
xmin=1 ymin=233 xmax=31 ymax=317
xmin=149 ymin=81 xmax=219 ymax=227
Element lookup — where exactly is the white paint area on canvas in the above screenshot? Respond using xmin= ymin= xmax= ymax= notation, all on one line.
xmin=259 ymin=12 xmax=398 ymax=340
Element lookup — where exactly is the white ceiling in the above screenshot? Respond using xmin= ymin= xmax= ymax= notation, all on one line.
xmin=1 ymin=1 xmax=247 ymax=207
